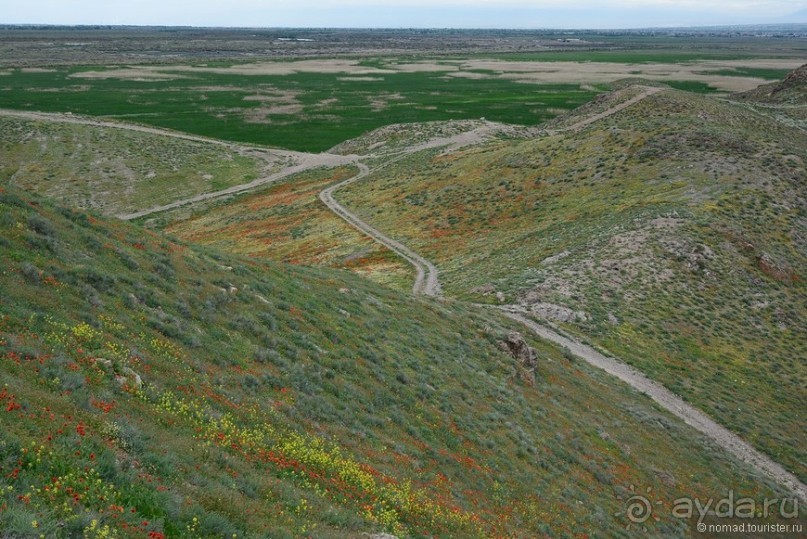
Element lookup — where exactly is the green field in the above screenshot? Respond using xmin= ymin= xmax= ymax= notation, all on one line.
xmin=0 ymin=67 xmax=597 ymax=152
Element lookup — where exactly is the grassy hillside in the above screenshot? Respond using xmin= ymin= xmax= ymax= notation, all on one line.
xmin=0 ymin=115 xmax=275 ymax=217
xmin=336 ymin=85 xmax=807 ymax=481
xmin=0 ymin=185 xmax=786 ymax=537
xmin=734 ymin=64 xmax=807 ymax=105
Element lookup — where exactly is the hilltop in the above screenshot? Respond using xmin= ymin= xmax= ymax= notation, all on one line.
xmin=732 ymin=64 xmax=807 ymax=128
xmin=735 ymin=63 xmax=807 ymax=105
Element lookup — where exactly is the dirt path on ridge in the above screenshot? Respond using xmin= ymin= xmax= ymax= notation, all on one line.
xmin=552 ymin=86 xmax=663 ymax=133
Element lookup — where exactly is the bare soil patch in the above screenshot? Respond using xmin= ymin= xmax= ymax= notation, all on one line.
xmin=70 ymin=68 xmax=188 ymax=81
xmin=244 ymin=104 xmax=305 ymax=123
xmin=368 ymin=92 xmax=405 ymax=112
xmin=461 ymin=59 xmax=806 ymax=92
xmin=446 ymin=71 xmax=493 ymax=80
xmin=165 ymin=59 xmax=395 ymax=76
xmin=337 ymin=76 xmax=385 ymax=82
xmin=389 ymin=62 xmax=459 ymax=73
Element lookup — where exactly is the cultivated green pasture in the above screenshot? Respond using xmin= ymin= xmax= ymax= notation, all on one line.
xmin=0 ymin=67 xmax=597 ymax=152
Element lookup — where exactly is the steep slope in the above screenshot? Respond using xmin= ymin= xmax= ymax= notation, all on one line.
xmin=336 ymin=85 xmax=807 ymax=481
xmin=0 ymin=186 xmax=789 ymax=537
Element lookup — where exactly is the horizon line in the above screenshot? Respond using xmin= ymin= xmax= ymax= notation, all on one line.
xmin=2 ymin=22 xmax=807 ymax=31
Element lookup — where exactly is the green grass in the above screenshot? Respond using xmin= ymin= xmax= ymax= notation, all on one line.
xmin=0 ymin=179 xmax=787 ymax=537
xmin=0 ymin=67 xmax=596 ymax=152
xmin=663 ymin=81 xmax=718 ymax=93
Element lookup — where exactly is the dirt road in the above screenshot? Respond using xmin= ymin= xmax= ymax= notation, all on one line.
xmin=500 ymin=309 xmax=807 ymax=501
xmin=320 ymin=164 xmax=441 ymax=296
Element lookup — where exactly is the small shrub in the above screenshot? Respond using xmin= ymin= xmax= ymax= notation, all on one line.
xmin=25 ymin=230 xmax=57 ymax=252
xmin=20 ymin=262 xmax=41 ymax=284
xmin=27 ymin=214 xmax=55 ymax=237
xmin=82 ymin=268 xmax=116 ymax=293
xmin=562 ymin=347 xmax=576 ymax=362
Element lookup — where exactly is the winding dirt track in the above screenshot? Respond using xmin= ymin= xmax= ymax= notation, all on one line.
xmin=320 ymin=164 xmax=442 ymax=296
xmin=320 ymin=120 xmax=504 ymax=295
xmin=4 ymin=88 xmax=804 ymax=501
xmin=316 ymin=87 xmax=807 ymax=501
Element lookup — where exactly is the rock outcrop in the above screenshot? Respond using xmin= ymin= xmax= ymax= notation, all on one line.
xmin=500 ymin=330 xmax=538 ymax=385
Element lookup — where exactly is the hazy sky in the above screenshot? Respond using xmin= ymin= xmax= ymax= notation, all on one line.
xmin=3 ymin=0 xmax=806 ymax=28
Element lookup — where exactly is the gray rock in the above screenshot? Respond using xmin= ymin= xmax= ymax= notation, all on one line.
xmin=500 ymin=331 xmax=538 ymax=385
xmin=116 ymin=367 xmax=143 ymax=390
xmin=530 ymin=302 xmax=588 ymax=323
xmin=92 ymin=357 xmax=113 ymax=370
